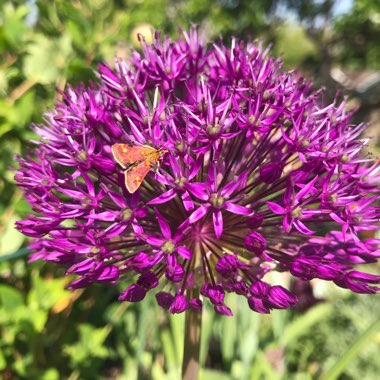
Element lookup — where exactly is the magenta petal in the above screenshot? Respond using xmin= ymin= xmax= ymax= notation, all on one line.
xmin=189 ymin=298 xmax=203 ymax=312
xmin=340 ymin=271 xmax=380 ymax=293
xmin=215 ymin=254 xmax=240 ymax=277
xmin=348 ymin=271 xmax=380 ymax=283
xmin=102 ymin=223 xmax=128 ymax=238
xmin=166 ymin=254 xmax=185 ymax=282
xmin=66 ymin=258 xmax=95 ymax=274
xmin=250 ymin=281 xmax=270 ymax=298
xmin=132 ymin=222 xmax=144 ymax=234
xmin=208 ymin=285 xmax=225 ymax=304
xmin=177 ymin=245 xmax=192 ymax=260
xmin=188 ymin=157 xmax=202 ymax=180
xmin=283 ymin=214 xmax=293 ymax=232
xmin=98 ymin=63 xmax=122 ymax=90
xmin=330 ymin=212 xmax=346 ymax=224
xmin=294 ymin=220 xmax=315 ymax=235
xmin=344 ymin=279 xmax=378 ymax=293
xmin=225 ymin=202 xmax=252 ymax=215
xmin=91 ymin=155 xmax=115 ymax=175
xmin=181 ymin=191 xmax=194 ymax=211
xmin=168 ymin=155 xmax=181 ymax=176
xmin=246 ymin=213 xmax=265 ymax=229
xmin=156 ymin=291 xmax=174 ymax=309
xmin=154 ymin=208 xmax=172 ymax=240
xmin=244 ymin=231 xmax=267 ymax=254
xmin=127 ymin=116 xmax=146 ymax=143
xmin=213 ymin=210 xmax=223 ymax=239
xmin=295 ymin=176 xmax=318 ymax=202
xmin=137 ymin=271 xmax=159 ymax=289
xmin=266 ymin=201 xmax=285 ymax=214
xmin=67 ymin=277 xmax=93 ymax=290
xmin=229 ymin=281 xmax=249 ymax=295
xmin=100 ymin=186 xmax=126 ymax=208
xmin=147 ymin=189 xmax=177 ymax=205
xmin=317 ymin=264 xmax=342 ymax=280
xmin=189 ymin=204 xmax=209 ymax=224
xmin=344 ymin=273 xmax=380 ymax=293
xmin=248 ymin=297 xmax=271 ymax=314
xmin=261 ymin=107 xmax=284 ymax=125
xmin=259 ymin=162 xmax=283 ymax=184
xmin=214 ymin=304 xmax=233 ymax=316
xmin=266 ymin=286 xmax=298 ymax=309
xmin=119 ymin=284 xmax=147 ymax=302
xmin=169 ymin=294 xmax=187 ymax=314
xmin=145 ymin=236 xmax=165 ymax=246
xmin=220 ymin=178 xmax=240 ymax=198
xmin=97 ymin=265 xmax=119 ymax=281
xmin=186 ymin=182 xmax=209 ymax=200
xmin=86 ymin=211 xmax=117 ymax=221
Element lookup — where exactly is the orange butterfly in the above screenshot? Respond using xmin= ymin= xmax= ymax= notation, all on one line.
xmin=112 ymin=144 xmax=167 ymax=193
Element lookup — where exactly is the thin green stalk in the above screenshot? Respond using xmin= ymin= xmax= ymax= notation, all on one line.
xmin=182 ymin=288 xmax=202 ymax=380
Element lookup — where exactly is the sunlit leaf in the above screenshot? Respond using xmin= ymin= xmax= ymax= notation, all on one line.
xmin=0 ymin=284 xmax=23 ymax=312
xmin=0 ymin=214 xmax=25 ymax=256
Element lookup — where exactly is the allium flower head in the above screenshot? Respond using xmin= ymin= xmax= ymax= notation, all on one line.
xmin=16 ymin=29 xmax=380 ymax=316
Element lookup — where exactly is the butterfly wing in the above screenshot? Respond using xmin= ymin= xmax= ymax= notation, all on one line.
xmin=124 ymin=161 xmax=151 ymax=193
xmin=112 ymin=144 xmax=156 ymax=168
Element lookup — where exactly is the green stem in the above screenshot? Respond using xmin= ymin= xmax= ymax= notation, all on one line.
xmin=182 ymin=289 xmax=202 ymax=380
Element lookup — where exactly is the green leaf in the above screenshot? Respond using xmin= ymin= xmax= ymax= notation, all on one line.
xmin=40 ymin=368 xmax=60 ymax=380
xmin=29 ymin=309 xmax=48 ymax=333
xmin=64 ymin=324 xmax=109 ymax=365
xmin=221 ymin=304 xmax=236 ymax=363
xmin=23 ymin=34 xmax=58 ymax=84
xmin=13 ymin=198 xmax=33 ymax=216
xmin=0 ymin=284 xmax=23 ymax=312
xmin=1 ymin=4 xmax=30 ymax=47
xmin=136 ymin=297 xmax=150 ymax=368
xmin=28 ymin=274 xmax=71 ymax=311
xmin=280 ymin=303 xmax=333 ymax=346
xmin=65 ymin=20 xmax=85 ymax=48
xmin=0 ymin=122 xmax=13 ymax=138
xmin=271 ymin=309 xmax=289 ymax=342
xmin=250 ymin=350 xmax=278 ymax=380
xmin=0 ymin=70 xmax=8 ymax=95
xmin=12 ymin=354 xmax=30 ymax=377
xmin=23 ymin=34 xmax=72 ymax=84
xmin=321 ymin=316 xmax=380 ymax=380
xmin=0 ymin=90 xmax=35 ymax=127
xmin=0 ymin=350 xmax=6 ymax=370
xmin=0 ymin=214 xmax=25 ymax=256
xmin=236 ymin=298 xmax=260 ymax=371
xmin=161 ymin=326 xmax=178 ymax=373
xmin=200 ymin=368 xmax=231 ymax=380
xmin=11 ymin=90 xmax=36 ymax=127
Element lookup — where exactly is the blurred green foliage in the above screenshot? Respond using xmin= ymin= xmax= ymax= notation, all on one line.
xmin=335 ymin=0 xmax=380 ymax=69
xmin=1 ymin=1 xmax=379 ymax=379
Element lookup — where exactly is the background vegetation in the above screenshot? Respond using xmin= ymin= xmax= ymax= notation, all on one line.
xmin=1 ymin=1 xmax=379 ymax=379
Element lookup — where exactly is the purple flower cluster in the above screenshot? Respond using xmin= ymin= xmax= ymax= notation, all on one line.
xmin=16 ymin=30 xmax=380 ymax=316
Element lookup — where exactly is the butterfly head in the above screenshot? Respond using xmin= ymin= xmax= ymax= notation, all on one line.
xmin=158 ymin=148 xmax=168 ymax=157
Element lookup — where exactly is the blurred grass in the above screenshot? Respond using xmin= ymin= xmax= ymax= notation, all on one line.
xmin=1 ymin=1 xmax=380 ymax=379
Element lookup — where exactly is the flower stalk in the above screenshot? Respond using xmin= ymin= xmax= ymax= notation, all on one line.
xmin=182 ymin=287 xmax=202 ymax=380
